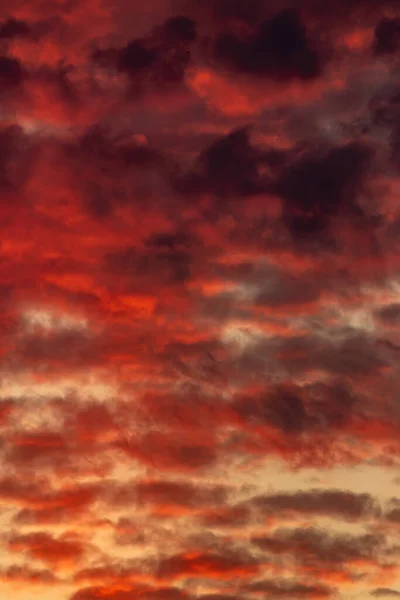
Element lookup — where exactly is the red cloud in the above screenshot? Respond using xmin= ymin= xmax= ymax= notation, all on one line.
xmin=8 ymin=532 xmax=85 ymax=569
xmin=0 ymin=3 xmax=398 ymax=600
xmin=158 ymin=551 xmax=261 ymax=581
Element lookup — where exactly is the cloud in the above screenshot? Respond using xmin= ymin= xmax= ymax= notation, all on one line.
xmin=104 ymin=243 xmax=192 ymax=287
xmin=374 ymin=304 xmax=400 ymax=325
xmin=274 ymin=141 xmax=373 ymax=242
xmin=384 ymin=507 xmax=400 ymax=523
xmin=0 ymin=18 xmax=31 ymax=40
xmin=0 ymin=474 xmax=103 ymax=515
xmin=7 ymin=532 xmax=85 ymax=569
xmin=71 ymin=586 xmax=191 ymax=600
xmin=93 ymin=15 xmax=197 ymax=97
xmin=0 ymin=3 xmax=399 ymax=600
xmin=373 ymin=18 xmax=400 ymax=56
xmin=0 ymin=56 xmax=24 ymax=92
xmin=232 ymin=379 xmax=359 ymax=435
xmin=175 ymin=127 xmax=272 ymax=199
xmin=157 ymin=550 xmax=260 ymax=581
xmin=252 ymin=527 xmax=384 ymax=565
xmin=242 ymin=579 xmax=333 ymax=597
xmin=0 ymin=565 xmax=57 ymax=585
xmin=212 ymin=8 xmax=322 ymax=81
xmin=250 ymin=489 xmax=381 ymax=520
xmin=135 ymin=479 xmax=228 ymax=511
xmin=117 ymin=431 xmax=218 ymax=472
xmin=0 ymin=124 xmax=32 ymax=191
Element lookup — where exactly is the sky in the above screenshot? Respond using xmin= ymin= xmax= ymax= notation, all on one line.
xmin=0 ymin=0 xmax=400 ymax=599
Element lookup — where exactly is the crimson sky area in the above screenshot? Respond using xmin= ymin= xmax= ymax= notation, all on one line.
xmin=0 ymin=0 xmax=400 ymax=599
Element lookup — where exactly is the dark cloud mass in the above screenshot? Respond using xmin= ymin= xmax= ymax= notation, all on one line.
xmin=176 ymin=127 xmax=270 ymax=199
xmin=213 ymin=8 xmax=322 ymax=80
xmin=251 ymin=489 xmax=381 ymax=519
xmin=94 ymin=15 xmax=197 ymax=92
xmin=0 ymin=56 xmax=24 ymax=91
xmin=373 ymin=18 xmax=400 ymax=55
xmin=275 ymin=142 xmax=372 ymax=241
xmin=0 ymin=18 xmax=31 ymax=40
xmin=252 ymin=527 xmax=383 ymax=565
xmin=0 ymin=1 xmax=398 ymax=600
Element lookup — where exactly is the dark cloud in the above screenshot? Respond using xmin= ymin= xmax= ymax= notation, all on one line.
xmin=118 ymin=431 xmax=218 ymax=471
xmin=199 ymin=596 xmax=245 ymax=600
xmin=254 ymin=270 xmax=321 ymax=308
xmin=373 ymin=18 xmax=400 ymax=56
xmin=135 ymin=479 xmax=227 ymax=509
xmin=76 ymin=126 xmax=165 ymax=170
xmin=0 ymin=124 xmax=33 ymax=191
xmin=251 ymin=489 xmax=381 ymax=520
xmin=199 ymin=504 xmax=252 ymax=529
xmin=71 ymin=586 xmax=191 ymax=600
xmin=243 ymin=579 xmax=332 ymax=597
xmin=6 ymin=431 xmax=69 ymax=467
xmin=94 ymin=15 xmax=197 ymax=91
xmin=372 ymin=590 xmax=400 ymax=597
xmin=116 ymin=42 xmax=158 ymax=74
xmin=0 ymin=565 xmax=57 ymax=584
xmin=0 ymin=0 xmax=399 ymax=598
xmin=252 ymin=527 xmax=383 ymax=565
xmin=304 ymin=380 xmax=358 ymax=429
xmin=212 ymin=8 xmax=321 ymax=81
xmin=233 ymin=379 xmax=359 ymax=435
xmin=374 ymin=303 xmax=400 ymax=325
xmin=369 ymin=88 xmax=400 ymax=129
xmin=14 ymin=328 xmax=97 ymax=370
xmin=8 ymin=531 xmax=85 ymax=567
xmin=270 ymin=332 xmax=389 ymax=379
xmin=162 ymin=16 xmax=197 ymax=43
xmin=145 ymin=230 xmax=194 ymax=251
xmin=207 ymin=0 xmax=267 ymax=25
xmin=0 ymin=56 xmax=24 ymax=91
xmin=175 ymin=127 xmax=272 ymax=200
xmin=0 ymin=399 xmax=14 ymax=425
xmin=314 ymin=334 xmax=389 ymax=377
xmin=274 ymin=142 xmax=372 ymax=241
xmin=234 ymin=383 xmax=309 ymax=434
xmin=0 ymin=18 xmax=31 ymax=39
xmin=67 ymin=125 xmax=171 ymax=216
xmin=157 ymin=549 xmax=259 ymax=580
xmin=105 ymin=243 xmax=192 ymax=287
xmin=385 ymin=507 xmax=400 ymax=523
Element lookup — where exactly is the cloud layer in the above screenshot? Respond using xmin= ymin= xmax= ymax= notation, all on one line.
xmin=0 ymin=1 xmax=399 ymax=599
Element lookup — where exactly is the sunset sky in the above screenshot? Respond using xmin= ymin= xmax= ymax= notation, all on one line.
xmin=0 ymin=0 xmax=400 ymax=599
